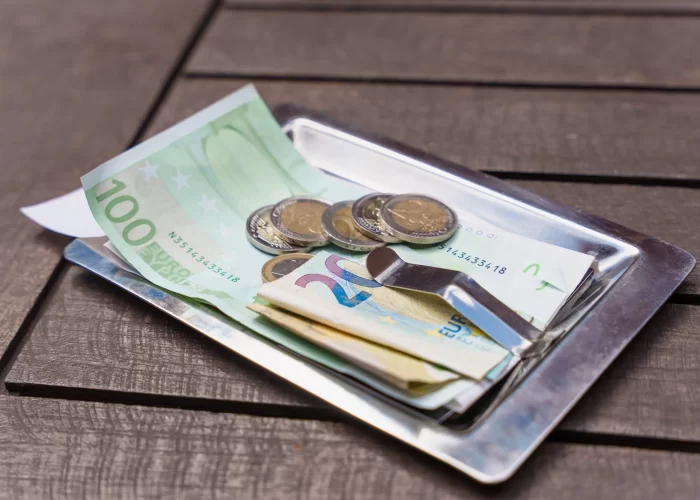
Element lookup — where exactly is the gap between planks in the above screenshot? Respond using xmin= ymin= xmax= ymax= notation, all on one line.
xmin=184 ymin=70 xmax=700 ymax=95
xmin=6 ymin=1 xmax=698 ymax=462
xmin=0 ymin=0 xmax=223 ymax=383
xmin=181 ymin=73 xmax=700 ymax=187
xmin=224 ymin=0 xmax=700 ymax=17
xmin=7 ymin=384 xmax=700 ymax=457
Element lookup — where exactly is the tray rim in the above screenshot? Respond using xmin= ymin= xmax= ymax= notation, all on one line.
xmin=64 ymin=104 xmax=695 ymax=484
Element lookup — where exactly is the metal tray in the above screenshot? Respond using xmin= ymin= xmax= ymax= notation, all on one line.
xmin=64 ymin=105 xmax=695 ymax=483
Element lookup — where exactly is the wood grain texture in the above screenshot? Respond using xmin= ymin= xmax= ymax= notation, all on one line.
xmin=1 ymin=394 xmax=699 ymax=499
xmin=0 ymin=0 xmax=211 ymax=361
xmin=560 ymin=303 xmax=700 ymax=440
xmin=226 ymin=0 xmax=700 ymax=14
xmin=154 ymin=79 xmax=700 ymax=179
xmin=6 ymin=265 xmax=700 ymax=441
xmin=5 ymin=266 xmax=319 ymax=413
xmin=189 ymin=10 xmax=700 ymax=88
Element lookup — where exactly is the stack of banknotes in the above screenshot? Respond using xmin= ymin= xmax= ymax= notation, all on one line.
xmin=82 ymin=85 xmax=595 ymax=412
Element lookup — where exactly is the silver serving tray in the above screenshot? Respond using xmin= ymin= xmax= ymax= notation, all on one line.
xmin=64 ymin=105 xmax=695 ymax=483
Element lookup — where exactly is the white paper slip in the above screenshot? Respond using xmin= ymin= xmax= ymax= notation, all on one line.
xmin=21 ymin=188 xmax=105 ymax=238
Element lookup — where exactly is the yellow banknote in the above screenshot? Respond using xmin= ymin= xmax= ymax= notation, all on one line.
xmin=248 ymin=302 xmax=461 ymax=394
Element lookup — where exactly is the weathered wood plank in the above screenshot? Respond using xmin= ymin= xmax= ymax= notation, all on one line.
xmin=0 ymin=394 xmax=699 ymax=498
xmin=5 ymin=266 xmax=318 ymax=413
xmin=560 ymin=302 xmax=700 ymax=440
xmin=226 ymin=0 xmax=700 ymax=15
xmin=189 ymin=10 xmax=700 ymax=88
xmin=153 ymin=79 xmax=700 ymax=180
xmin=6 ymin=255 xmax=700 ymax=441
xmin=0 ymin=0 xmax=211 ymax=361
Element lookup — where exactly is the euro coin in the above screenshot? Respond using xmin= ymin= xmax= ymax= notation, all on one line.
xmin=351 ymin=193 xmax=402 ymax=243
xmin=322 ymin=201 xmax=386 ymax=252
xmin=246 ymin=205 xmax=311 ymax=255
xmin=261 ymin=253 xmax=314 ymax=283
xmin=379 ymin=194 xmax=458 ymax=244
xmin=270 ymin=196 xmax=330 ymax=247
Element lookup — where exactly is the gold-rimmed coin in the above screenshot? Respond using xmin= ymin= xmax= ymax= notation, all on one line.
xmin=270 ymin=196 xmax=331 ymax=247
xmin=261 ymin=253 xmax=314 ymax=283
xmin=322 ymin=201 xmax=386 ymax=252
xmin=246 ymin=205 xmax=312 ymax=255
xmin=351 ymin=193 xmax=402 ymax=243
xmin=379 ymin=194 xmax=458 ymax=244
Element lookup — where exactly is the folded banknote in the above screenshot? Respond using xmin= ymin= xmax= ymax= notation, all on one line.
xmin=257 ymin=251 xmax=510 ymax=380
xmin=248 ymin=302 xmax=461 ymax=392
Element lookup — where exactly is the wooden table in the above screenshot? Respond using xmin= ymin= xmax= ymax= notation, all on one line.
xmin=2 ymin=0 xmax=700 ymax=497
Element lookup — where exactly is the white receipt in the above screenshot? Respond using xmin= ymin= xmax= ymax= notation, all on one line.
xmin=20 ymin=188 xmax=105 ymax=238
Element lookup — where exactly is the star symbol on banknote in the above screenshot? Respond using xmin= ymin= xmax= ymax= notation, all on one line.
xmin=379 ymin=315 xmax=397 ymax=325
xmin=172 ymin=170 xmax=191 ymax=190
xmin=140 ymin=160 xmax=159 ymax=181
xmin=197 ymin=193 xmax=217 ymax=214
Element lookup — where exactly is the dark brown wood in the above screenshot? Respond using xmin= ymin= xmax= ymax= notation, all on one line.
xmin=5 ymin=266 xmax=319 ymax=413
xmin=561 ymin=303 xmax=700 ymax=440
xmin=0 ymin=0 xmax=211 ymax=361
xmin=5 ymin=3 xmax=700 ymax=493
xmin=7 ymin=263 xmax=700 ymax=441
xmin=0 ymin=394 xmax=699 ymax=498
xmin=153 ymin=78 xmax=700 ymax=180
xmin=226 ymin=0 xmax=700 ymax=15
xmin=189 ymin=10 xmax=700 ymax=88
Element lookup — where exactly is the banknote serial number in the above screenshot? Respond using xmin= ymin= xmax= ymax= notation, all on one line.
xmin=168 ymin=231 xmax=240 ymax=282
xmin=437 ymin=243 xmax=507 ymax=274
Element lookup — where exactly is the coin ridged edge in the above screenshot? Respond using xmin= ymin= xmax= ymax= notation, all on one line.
xmin=322 ymin=201 xmax=386 ymax=252
xmin=270 ymin=196 xmax=331 ymax=247
xmin=351 ymin=193 xmax=402 ymax=243
xmin=246 ymin=205 xmax=311 ymax=255
xmin=379 ymin=194 xmax=458 ymax=245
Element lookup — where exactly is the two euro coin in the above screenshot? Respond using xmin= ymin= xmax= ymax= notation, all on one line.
xmin=353 ymin=193 xmax=457 ymax=246
xmin=247 ymin=197 xmax=329 ymax=255
xmin=247 ymin=193 xmax=457 ymax=255
xmin=377 ymin=194 xmax=458 ymax=245
xmin=323 ymin=193 xmax=458 ymax=251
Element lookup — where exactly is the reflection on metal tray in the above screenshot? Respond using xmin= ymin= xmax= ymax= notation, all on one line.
xmin=64 ymin=105 xmax=695 ymax=484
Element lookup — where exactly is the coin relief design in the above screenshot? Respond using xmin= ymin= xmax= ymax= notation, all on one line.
xmin=322 ymin=201 xmax=385 ymax=252
xmin=351 ymin=193 xmax=401 ymax=243
xmin=270 ymin=197 xmax=331 ymax=247
xmin=379 ymin=194 xmax=457 ymax=244
xmin=389 ymin=199 xmax=449 ymax=231
xmin=261 ymin=253 xmax=314 ymax=283
xmin=246 ymin=206 xmax=311 ymax=255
